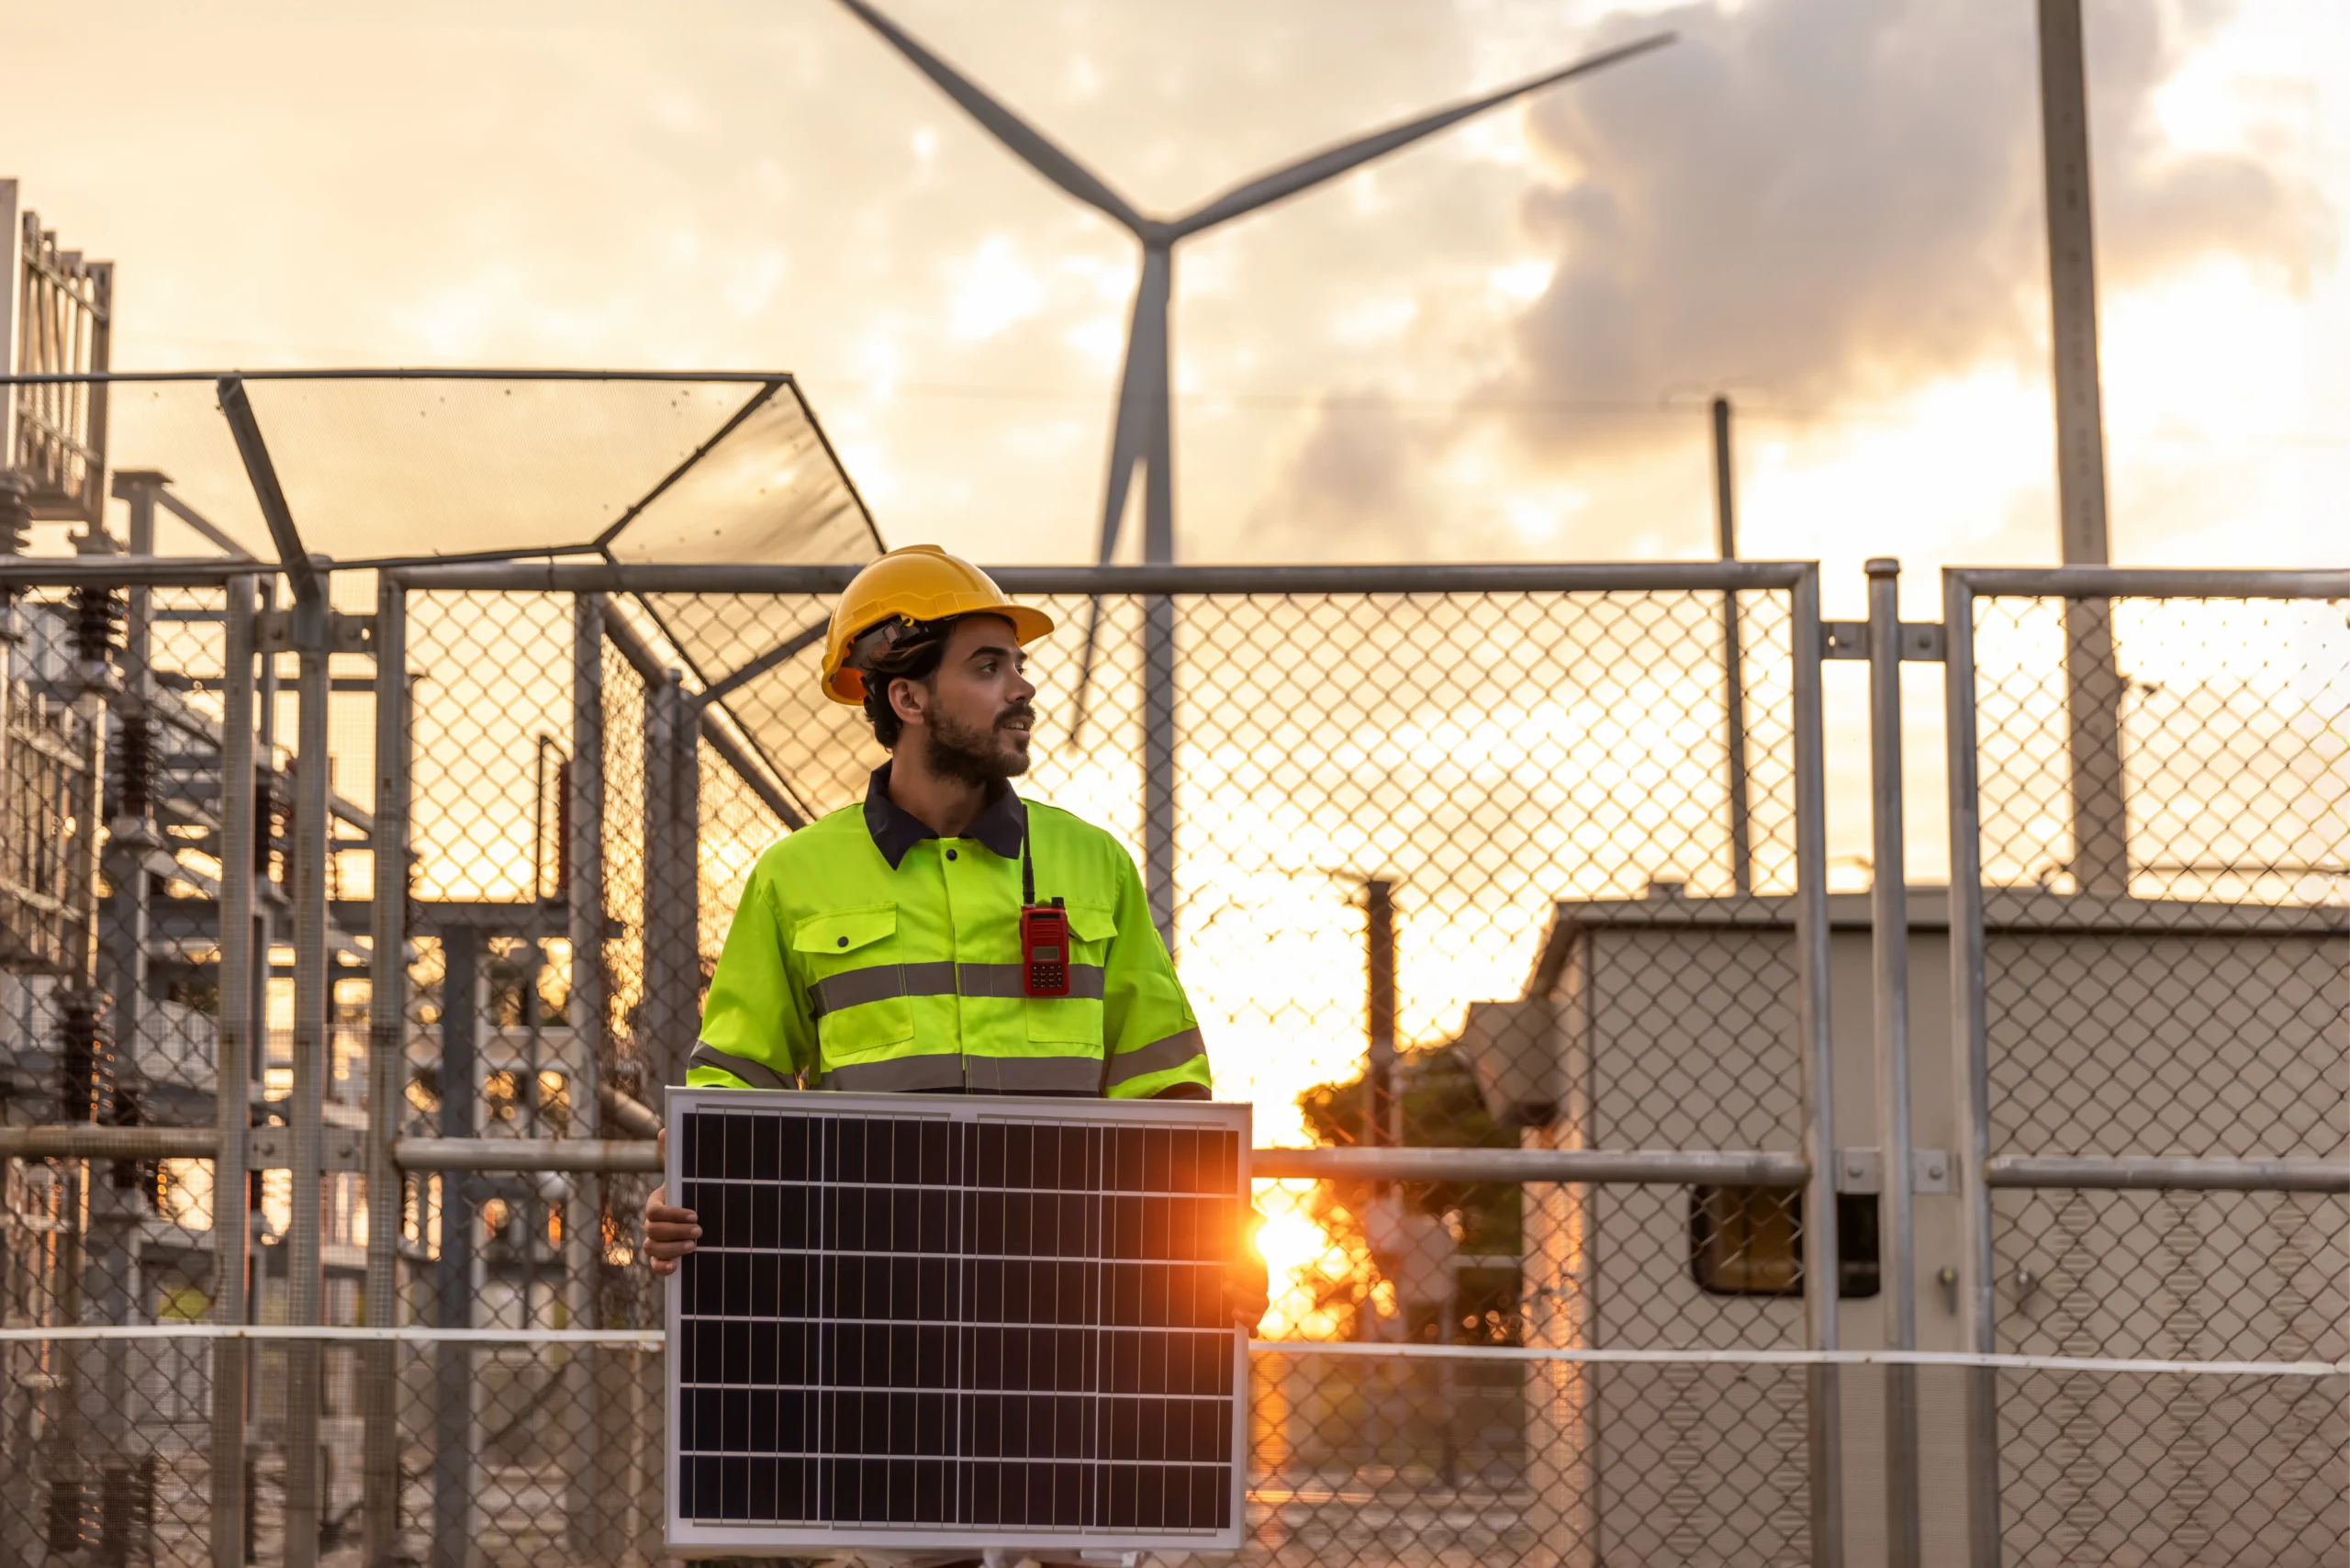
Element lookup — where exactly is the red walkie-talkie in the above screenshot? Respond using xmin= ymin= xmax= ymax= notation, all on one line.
xmin=1021 ymin=898 xmax=1069 ymax=998
xmin=1018 ymin=823 xmax=1070 ymax=997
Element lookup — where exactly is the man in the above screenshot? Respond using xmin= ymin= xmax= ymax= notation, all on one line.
xmin=643 ymin=543 xmax=1267 ymax=1335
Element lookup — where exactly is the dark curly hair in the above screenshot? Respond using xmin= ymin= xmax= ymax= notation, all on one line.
xmin=851 ymin=615 xmax=950 ymax=748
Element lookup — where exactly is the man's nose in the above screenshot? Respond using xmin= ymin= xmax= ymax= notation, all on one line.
xmin=1011 ymin=666 xmax=1036 ymax=703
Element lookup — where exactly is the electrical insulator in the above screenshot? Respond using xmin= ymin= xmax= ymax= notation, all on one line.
xmin=112 ymin=715 xmax=155 ymax=821
xmin=59 ymin=996 xmax=115 ymax=1125
xmin=70 ymin=584 xmax=126 ymax=666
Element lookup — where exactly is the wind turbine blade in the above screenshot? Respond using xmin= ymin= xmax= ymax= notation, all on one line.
xmin=1072 ymin=249 xmax=1171 ymax=745
xmin=1170 ymin=31 xmax=1674 ymax=239
xmin=834 ymin=0 xmax=1150 ymax=235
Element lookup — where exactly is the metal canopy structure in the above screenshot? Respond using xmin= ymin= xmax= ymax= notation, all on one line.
xmin=3 ymin=370 xmax=881 ymax=570
xmin=1 ymin=367 xmax=888 ymax=821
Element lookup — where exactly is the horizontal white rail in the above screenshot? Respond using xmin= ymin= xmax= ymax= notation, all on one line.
xmin=3 ymin=1324 xmax=2339 ymax=1379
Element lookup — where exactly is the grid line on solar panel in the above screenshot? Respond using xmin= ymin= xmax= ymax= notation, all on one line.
xmin=672 ymin=1101 xmax=1244 ymax=1540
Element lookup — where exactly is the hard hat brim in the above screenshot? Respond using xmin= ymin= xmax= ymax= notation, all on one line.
xmin=823 ymin=602 xmax=1057 ymax=704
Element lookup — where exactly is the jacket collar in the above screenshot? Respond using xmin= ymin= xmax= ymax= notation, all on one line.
xmin=862 ymin=761 xmax=1026 ymax=870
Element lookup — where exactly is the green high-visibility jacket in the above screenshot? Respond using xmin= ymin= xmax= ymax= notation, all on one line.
xmin=685 ymin=769 xmax=1211 ymax=1098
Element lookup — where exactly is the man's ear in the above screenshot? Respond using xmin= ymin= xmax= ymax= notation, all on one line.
xmin=888 ymin=675 xmax=927 ymax=730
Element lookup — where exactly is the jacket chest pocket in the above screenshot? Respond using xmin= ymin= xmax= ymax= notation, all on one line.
xmin=1024 ymin=902 xmax=1117 ymax=1046
xmin=796 ymin=906 xmax=916 ymax=1060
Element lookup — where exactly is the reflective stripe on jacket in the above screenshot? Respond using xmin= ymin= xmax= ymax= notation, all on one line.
xmin=683 ymin=794 xmax=1210 ymax=1098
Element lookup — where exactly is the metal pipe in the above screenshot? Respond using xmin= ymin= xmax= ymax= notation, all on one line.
xmin=1787 ymin=563 xmax=1843 ymax=1568
xmin=389 ymin=560 xmax=1818 ymax=595
xmin=1941 ymin=572 xmax=2003 ymax=1567
xmin=1948 ymin=566 xmax=2350 ymax=600
xmin=395 ymin=1138 xmax=666 ymax=1174
xmin=597 ymin=1085 xmax=661 ymax=1140
xmin=0 ymin=1131 xmax=1874 ymax=1187
xmin=1986 ymin=1156 xmax=2350 ymax=1193
xmin=281 ymin=582 xmax=331 ymax=1568
xmin=1865 ymin=559 xmax=1921 ymax=1567
xmin=0 ymin=556 xmax=278 ymax=588
xmin=0 ymin=1126 xmax=226 ymax=1159
xmin=208 ymin=575 xmax=257 ymax=1568
xmin=1253 ymin=1146 xmax=1810 ymax=1185
xmin=1714 ymin=395 xmax=1752 ymax=896
xmin=361 ymin=577 xmax=408 ymax=1564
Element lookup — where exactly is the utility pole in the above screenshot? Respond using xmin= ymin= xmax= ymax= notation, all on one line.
xmin=1363 ymin=879 xmax=1398 ymax=1159
xmin=2037 ymin=0 xmax=2129 ymax=893
xmin=1712 ymin=397 xmax=1752 ymax=896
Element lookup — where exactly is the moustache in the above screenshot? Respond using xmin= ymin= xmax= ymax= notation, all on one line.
xmin=997 ymin=703 xmax=1036 ymax=731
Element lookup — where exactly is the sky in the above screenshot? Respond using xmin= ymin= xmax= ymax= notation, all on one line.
xmin=5 ymin=0 xmax=2343 ymax=616
xmin=12 ymin=0 xmax=2344 ymax=1322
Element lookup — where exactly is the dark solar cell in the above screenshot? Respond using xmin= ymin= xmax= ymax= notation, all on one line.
xmin=667 ymin=1092 xmax=1248 ymax=1550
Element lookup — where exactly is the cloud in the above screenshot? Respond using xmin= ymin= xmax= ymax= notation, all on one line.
xmin=1490 ymin=0 xmax=2327 ymax=446
xmin=1244 ymin=392 xmax=1453 ymax=558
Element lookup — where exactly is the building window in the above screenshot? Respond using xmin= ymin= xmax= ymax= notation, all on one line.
xmin=1689 ymin=1186 xmax=1879 ymax=1299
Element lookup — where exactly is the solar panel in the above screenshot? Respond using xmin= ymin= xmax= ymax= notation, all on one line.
xmin=665 ymin=1089 xmax=1253 ymax=1557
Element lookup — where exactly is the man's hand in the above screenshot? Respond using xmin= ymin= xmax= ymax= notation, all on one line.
xmin=1224 ymin=1204 xmax=1270 ymax=1335
xmin=643 ymin=1129 xmax=700 ymax=1277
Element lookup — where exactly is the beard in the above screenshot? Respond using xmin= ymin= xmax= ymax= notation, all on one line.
xmin=921 ymin=701 xmax=1033 ymax=787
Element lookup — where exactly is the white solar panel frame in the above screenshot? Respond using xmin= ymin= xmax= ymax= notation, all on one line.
xmin=664 ymin=1089 xmax=1253 ymax=1557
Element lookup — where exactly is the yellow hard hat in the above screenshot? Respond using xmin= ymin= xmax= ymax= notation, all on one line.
xmin=820 ymin=544 xmax=1056 ymax=704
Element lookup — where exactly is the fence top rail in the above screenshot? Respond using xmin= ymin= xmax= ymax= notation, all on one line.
xmin=387 ymin=559 xmax=1816 ymax=595
xmin=0 ymin=367 xmax=798 ymax=386
xmin=0 ymin=555 xmax=270 ymax=587
xmin=1947 ymin=565 xmax=2350 ymax=600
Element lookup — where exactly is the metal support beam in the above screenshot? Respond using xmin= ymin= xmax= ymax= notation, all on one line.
xmin=216 ymin=376 xmax=319 ymax=608
xmin=566 ymin=593 xmax=617 ymax=1564
xmin=1942 ymin=574 xmax=2003 ymax=1568
xmin=280 ymin=572 xmax=331 ymax=1568
xmin=1788 ymin=564 xmax=1843 ymax=1568
xmin=209 ymin=575 xmax=257 ymax=1568
xmin=431 ymin=928 xmax=481 ymax=1568
xmin=362 ymin=577 xmax=408 ymax=1565
xmin=1865 ymin=560 xmax=1921 ymax=1567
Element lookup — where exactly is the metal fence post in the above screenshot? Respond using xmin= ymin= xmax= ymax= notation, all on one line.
xmin=431 ymin=927 xmax=480 ymax=1568
xmin=209 ymin=574 xmax=258 ymax=1568
xmin=1788 ymin=563 xmax=1843 ymax=1568
xmin=1865 ymin=560 xmax=1921 ymax=1567
xmin=1141 ymin=595 xmax=1178 ymax=951
xmin=566 ymin=592 xmax=615 ymax=1562
xmin=643 ymin=670 xmax=699 ymax=1095
xmin=282 ymin=577 xmax=332 ymax=1568
xmin=1941 ymin=572 xmax=2002 ymax=1568
xmin=362 ymin=578 xmax=408 ymax=1565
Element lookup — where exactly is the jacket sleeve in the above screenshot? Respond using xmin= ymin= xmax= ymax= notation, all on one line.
xmin=685 ymin=856 xmax=814 ymax=1091
xmin=1098 ymin=842 xmax=1213 ymax=1099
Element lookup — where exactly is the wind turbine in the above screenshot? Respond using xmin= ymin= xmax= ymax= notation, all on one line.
xmin=834 ymin=0 xmax=1674 ymax=733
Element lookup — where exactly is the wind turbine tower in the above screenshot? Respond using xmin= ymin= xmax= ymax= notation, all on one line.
xmin=835 ymin=0 xmax=1673 ymax=939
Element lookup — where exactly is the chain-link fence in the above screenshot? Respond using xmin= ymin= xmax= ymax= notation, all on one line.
xmin=0 ymin=545 xmax=2342 ymax=1568
xmin=1946 ymin=568 xmax=2349 ymax=1565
